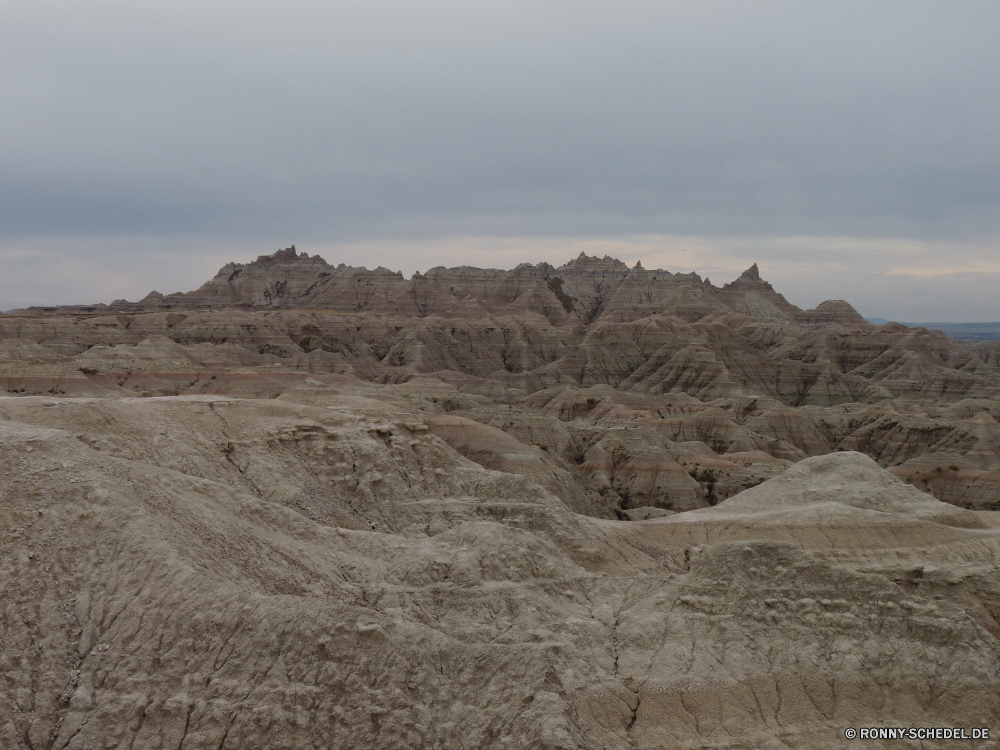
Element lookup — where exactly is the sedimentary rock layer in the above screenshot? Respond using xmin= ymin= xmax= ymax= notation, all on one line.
xmin=3 ymin=393 xmax=999 ymax=749
xmin=4 ymin=250 xmax=999 ymax=511
xmin=3 ymin=248 xmax=1000 ymax=747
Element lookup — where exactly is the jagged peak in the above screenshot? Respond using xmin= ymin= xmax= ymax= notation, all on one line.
xmin=560 ymin=253 xmax=629 ymax=270
xmin=256 ymin=246 xmax=320 ymax=263
xmin=30 ymin=249 xmax=882 ymax=334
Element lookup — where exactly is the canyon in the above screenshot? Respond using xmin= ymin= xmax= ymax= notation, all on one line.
xmin=2 ymin=248 xmax=999 ymax=748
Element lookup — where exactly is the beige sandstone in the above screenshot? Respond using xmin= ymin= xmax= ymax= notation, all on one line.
xmin=1 ymin=250 xmax=999 ymax=748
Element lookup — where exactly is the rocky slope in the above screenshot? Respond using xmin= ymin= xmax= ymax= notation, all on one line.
xmin=2 ymin=249 xmax=1000 ymax=747
xmin=3 ymin=394 xmax=999 ymax=749
xmin=5 ymin=249 xmax=999 ymax=512
xmin=28 ymin=247 xmax=870 ymax=328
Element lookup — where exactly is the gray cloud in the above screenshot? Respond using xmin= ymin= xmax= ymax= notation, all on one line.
xmin=1 ymin=1 xmax=998 ymax=315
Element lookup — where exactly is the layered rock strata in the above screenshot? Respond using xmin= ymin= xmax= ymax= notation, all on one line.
xmin=4 ymin=249 xmax=998 ymax=511
xmin=27 ymin=248 xmax=874 ymax=329
xmin=2 ymin=397 xmax=999 ymax=749
xmin=3 ymin=248 xmax=1000 ymax=747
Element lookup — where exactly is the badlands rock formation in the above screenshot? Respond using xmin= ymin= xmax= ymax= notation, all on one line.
xmin=2 ymin=249 xmax=1000 ymax=748
xmin=9 ymin=248 xmax=1000 ymax=512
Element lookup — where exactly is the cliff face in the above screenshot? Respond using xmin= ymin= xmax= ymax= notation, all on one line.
xmin=41 ymin=248 xmax=871 ymax=331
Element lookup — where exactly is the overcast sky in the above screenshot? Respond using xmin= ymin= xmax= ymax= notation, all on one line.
xmin=2 ymin=1 xmax=998 ymax=320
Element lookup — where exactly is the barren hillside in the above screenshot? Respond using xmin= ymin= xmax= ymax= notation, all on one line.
xmin=2 ymin=250 xmax=999 ymax=748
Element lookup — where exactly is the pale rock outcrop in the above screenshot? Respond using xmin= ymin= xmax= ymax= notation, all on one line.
xmin=710 ymin=451 xmax=981 ymax=526
xmin=3 ymin=250 xmax=1000 ymax=521
xmin=4 ymin=250 xmax=1000 ymax=748
xmin=3 ymin=398 xmax=1000 ymax=749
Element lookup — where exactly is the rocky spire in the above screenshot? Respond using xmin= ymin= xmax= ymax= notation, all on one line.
xmin=740 ymin=263 xmax=761 ymax=282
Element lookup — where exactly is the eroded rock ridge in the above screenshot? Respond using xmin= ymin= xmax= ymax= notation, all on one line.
xmin=2 ymin=248 xmax=999 ymax=748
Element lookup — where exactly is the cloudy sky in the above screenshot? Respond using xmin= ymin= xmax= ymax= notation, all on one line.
xmin=2 ymin=1 xmax=998 ymax=320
